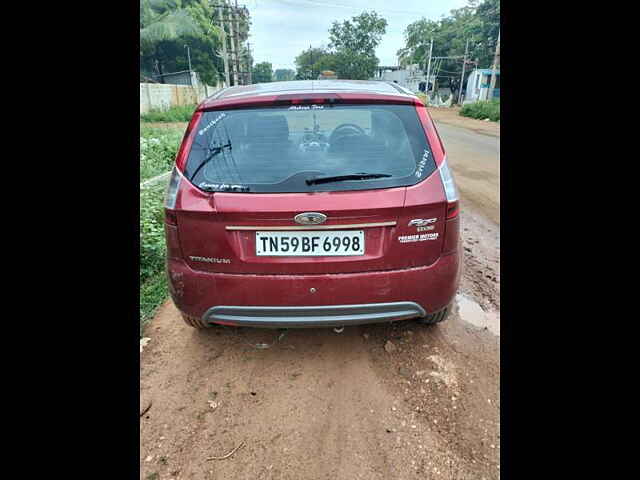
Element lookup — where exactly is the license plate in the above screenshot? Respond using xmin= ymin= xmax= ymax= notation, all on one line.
xmin=256 ymin=230 xmax=365 ymax=256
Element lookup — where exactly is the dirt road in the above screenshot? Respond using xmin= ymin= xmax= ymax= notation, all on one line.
xmin=140 ymin=118 xmax=500 ymax=480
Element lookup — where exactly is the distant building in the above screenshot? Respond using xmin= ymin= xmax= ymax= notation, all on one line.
xmin=153 ymin=70 xmax=201 ymax=87
xmin=464 ymin=69 xmax=500 ymax=103
xmin=317 ymin=70 xmax=338 ymax=80
xmin=371 ymin=64 xmax=428 ymax=93
xmin=371 ymin=65 xmax=456 ymax=98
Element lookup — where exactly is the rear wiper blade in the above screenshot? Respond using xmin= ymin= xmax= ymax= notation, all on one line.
xmin=305 ymin=172 xmax=392 ymax=186
xmin=189 ymin=142 xmax=232 ymax=182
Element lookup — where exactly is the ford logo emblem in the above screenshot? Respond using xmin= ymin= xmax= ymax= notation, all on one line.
xmin=294 ymin=212 xmax=327 ymax=225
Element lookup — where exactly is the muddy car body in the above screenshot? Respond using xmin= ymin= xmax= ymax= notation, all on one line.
xmin=164 ymin=80 xmax=461 ymax=328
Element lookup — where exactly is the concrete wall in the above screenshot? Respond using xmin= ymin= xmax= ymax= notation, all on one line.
xmin=140 ymin=83 xmax=221 ymax=114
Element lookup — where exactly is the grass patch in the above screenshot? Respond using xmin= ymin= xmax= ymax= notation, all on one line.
xmin=140 ymin=126 xmax=184 ymax=182
xmin=140 ymin=179 xmax=170 ymax=336
xmin=459 ymin=100 xmax=500 ymax=122
xmin=141 ymin=104 xmax=197 ymax=123
xmin=140 ymin=271 xmax=168 ymax=336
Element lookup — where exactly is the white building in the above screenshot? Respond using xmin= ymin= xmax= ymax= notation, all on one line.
xmin=464 ymin=68 xmax=500 ymax=103
xmin=371 ymin=64 xmax=428 ymax=93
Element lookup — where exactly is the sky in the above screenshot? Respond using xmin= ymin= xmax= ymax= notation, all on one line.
xmin=244 ymin=0 xmax=469 ymax=72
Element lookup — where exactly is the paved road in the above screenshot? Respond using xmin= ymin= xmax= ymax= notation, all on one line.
xmin=434 ymin=122 xmax=500 ymax=224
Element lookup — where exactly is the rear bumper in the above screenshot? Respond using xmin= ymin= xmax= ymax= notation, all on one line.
xmin=203 ymin=302 xmax=426 ymax=328
xmin=167 ymin=252 xmax=460 ymax=327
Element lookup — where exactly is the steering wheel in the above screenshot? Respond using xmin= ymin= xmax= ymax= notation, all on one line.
xmin=329 ymin=123 xmax=366 ymax=145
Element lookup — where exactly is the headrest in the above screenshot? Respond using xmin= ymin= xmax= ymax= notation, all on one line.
xmin=247 ymin=115 xmax=289 ymax=148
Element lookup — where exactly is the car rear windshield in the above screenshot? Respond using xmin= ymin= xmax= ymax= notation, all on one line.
xmin=184 ymin=104 xmax=436 ymax=193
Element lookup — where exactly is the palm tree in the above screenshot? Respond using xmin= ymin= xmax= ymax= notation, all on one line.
xmin=140 ymin=0 xmax=201 ymax=78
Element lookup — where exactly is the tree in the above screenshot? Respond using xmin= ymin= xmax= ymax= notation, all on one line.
xmin=252 ymin=62 xmax=273 ymax=83
xmin=294 ymin=47 xmax=336 ymax=80
xmin=329 ymin=11 xmax=387 ymax=54
xmin=140 ymin=0 xmax=201 ymax=47
xmin=140 ymin=0 xmax=201 ymax=78
xmin=273 ymin=69 xmax=296 ymax=82
xmin=396 ymin=0 xmax=499 ymax=100
xmin=291 ymin=11 xmax=387 ymax=80
xmin=475 ymin=0 xmax=500 ymax=67
xmin=140 ymin=0 xmax=254 ymax=86
xmin=328 ymin=11 xmax=387 ymax=80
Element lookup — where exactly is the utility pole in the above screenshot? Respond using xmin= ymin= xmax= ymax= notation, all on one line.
xmin=458 ymin=39 xmax=469 ymax=105
xmin=184 ymin=44 xmax=192 ymax=73
xmin=214 ymin=1 xmax=250 ymax=87
xmin=218 ymin=3 xmax=230 ymax=87
xmin=184 ymin=44 xmax=193 ymax=86
xmin=425 ymin=38 xmax=433 ymax=96
xmin=227 ymin=2 xmax=238 ymax=86
xmin=232 ymin=1 xmax=242 ymax=85
xmin=488 ymin=30 xmax=500 ymax=100
xmin=247 ymin=42 xmax=253 ymax=84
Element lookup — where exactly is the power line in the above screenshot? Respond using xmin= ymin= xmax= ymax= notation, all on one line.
xmin=262 ymin=0 xmax=430 ymax=17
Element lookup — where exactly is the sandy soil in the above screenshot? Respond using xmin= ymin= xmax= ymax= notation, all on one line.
xmin=140 ymin=120 xmax=500 ymax=480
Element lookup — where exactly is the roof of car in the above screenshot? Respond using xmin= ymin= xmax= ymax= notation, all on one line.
xmin=199 ymin=80 xmax=419 ymax=110
xmin=212 ymin=80 xmax=416 ymax=100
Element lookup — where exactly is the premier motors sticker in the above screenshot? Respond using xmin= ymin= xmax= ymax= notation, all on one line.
xmin=398 ymin=233 xmax=439 ymax=243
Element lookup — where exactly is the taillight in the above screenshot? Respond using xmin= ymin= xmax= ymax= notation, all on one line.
xmin=164 ymin=167 xmax=181 ymax=211
xmin=439 ymin=155 xmax=460 ymax=254
xmin=175 ymin=111 xmax=202 ymax=172
xmin=438 ymin=156 xmax=459 ymax=219
xmin=446 ymin=201 xmax=460 ymax=219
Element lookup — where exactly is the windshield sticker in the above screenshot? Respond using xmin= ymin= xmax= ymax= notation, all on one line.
xmin=398 ymin=233 xmax=439 ymax=243
xmin=415 ymin=149 xmax=430 ymax=178
xmin=199 ymin=182 xmax=248 ymax=192
xmin=198 ymin=113 xmax=227 ymax=136
xmin=288 ymin=105 xmax=324 ymax=110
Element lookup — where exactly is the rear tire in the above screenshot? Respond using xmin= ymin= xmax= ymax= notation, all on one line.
xmin=180 ymin=313 xmax=208 ymax=329
xmin=417 ymin=305 xmax=450 ymax=325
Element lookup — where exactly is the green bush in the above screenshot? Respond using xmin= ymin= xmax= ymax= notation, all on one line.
xmin=140 ymin=104 xmax=197 ymax=123
xmin=140 ymin=127 xmax=183 ymax=182
xmin=459 ymin=100 xmax=500 ymax=122
xmin=140 ymin=179 xmax=170 ymax=335
xmin=416 ymin=93 xmax=427 ymax=104
xmin=140 ymin=271 xmax=168 ymax=336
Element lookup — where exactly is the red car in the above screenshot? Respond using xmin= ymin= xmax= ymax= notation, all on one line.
xmin=164 ymin=80 xmax=460 ymax=328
